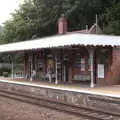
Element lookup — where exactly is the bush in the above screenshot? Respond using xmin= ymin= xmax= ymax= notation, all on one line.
xmin=3 ymin=72 xmax=9 ymax=77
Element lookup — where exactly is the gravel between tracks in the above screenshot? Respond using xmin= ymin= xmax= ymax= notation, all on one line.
xmin=0 ymin=96 xmax=90 ymax=120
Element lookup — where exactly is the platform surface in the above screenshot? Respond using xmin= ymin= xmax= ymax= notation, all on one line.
xmin=0 ymin=78 xmax=120 ymax=98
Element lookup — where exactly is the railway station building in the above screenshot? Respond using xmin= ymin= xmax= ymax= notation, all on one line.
xmin=0 ymin=16 xmax=120 ymax=87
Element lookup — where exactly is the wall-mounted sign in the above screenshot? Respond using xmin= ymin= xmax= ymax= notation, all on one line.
xmin=97 ymin=64 xmax=104 ymax=78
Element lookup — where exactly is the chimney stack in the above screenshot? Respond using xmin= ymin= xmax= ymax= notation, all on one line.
xmin=58 ymin=14 xmax=67 ymax=34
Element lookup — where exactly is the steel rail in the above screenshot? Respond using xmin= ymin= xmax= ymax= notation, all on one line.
xmin=0 ymin=89 xmax=119 ymax=120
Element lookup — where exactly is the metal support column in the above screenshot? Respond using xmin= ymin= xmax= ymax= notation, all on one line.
xmin=55 ymin=56 xmax=58 ymax=84
xmin=30 ymin=54 xmax=33 ymax=81
xmin=11 ymin=61 xmax=14 ymax=80
xmin=63 ymin=65 xmax=66 ymax=83
xmin=9 ymin=54 xmax=14 ymax=80
xmin=89 ymin=48 xmax=95 ymax=88
xmin=24 ymin=53 xmax=28 ymax=78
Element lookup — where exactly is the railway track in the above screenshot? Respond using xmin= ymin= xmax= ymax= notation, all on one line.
xmin=0 ymin=89 xmax=119 ymax=120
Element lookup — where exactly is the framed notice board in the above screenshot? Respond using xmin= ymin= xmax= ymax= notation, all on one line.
xmin=97 ymin=64 xmax=104 ymax=78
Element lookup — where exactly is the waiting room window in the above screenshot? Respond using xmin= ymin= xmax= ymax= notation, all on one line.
xmin=80 ymin=58 xmax=85 ymax=71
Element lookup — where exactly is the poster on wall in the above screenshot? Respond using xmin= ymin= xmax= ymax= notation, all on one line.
xmin=97 ymin=64 xmax=104 ymax=78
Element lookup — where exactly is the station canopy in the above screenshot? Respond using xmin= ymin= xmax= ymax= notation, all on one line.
xmin=0 ymin=33 xmax=120 ymax=53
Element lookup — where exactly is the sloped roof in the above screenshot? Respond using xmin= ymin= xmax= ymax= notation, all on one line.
xmin=67 ymin=23 xmax=102 ymax=34
xmin=88 ymin=24 xmax=102 ymax=34
xmin=0 ymin=33 xmax=120 ymax=53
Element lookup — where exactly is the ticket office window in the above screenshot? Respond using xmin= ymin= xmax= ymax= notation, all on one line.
xmin=80 ymin=57 xmax=92 ymax=72
xmin=73 ymin=57 xmax=90 ymax=81
xmin=73 ymin=57 xmax=86 ymax=72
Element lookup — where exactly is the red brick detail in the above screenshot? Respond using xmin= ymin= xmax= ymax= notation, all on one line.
xmin=112 ymin=48 xmax=120 ymax=62
xmin=106 ymin=48 xmax=120 ymax=85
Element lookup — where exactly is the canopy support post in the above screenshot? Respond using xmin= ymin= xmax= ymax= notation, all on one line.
xmin=11 ymin=61 xmax=14 ymax=80
xmin=30 ymin=53 xmax=33 ymax=81
xmin=88 ymin=48 xmax=95 ymax=88
xmin=55 ymin=56 xmax=58 ymax=84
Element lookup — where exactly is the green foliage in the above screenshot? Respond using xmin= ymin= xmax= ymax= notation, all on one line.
xmin=0 ymin=0 xmax=119 ymax=44
xmin=2 ymin=72 xmax=9 ymax=77
xmin=103 ymin=2 xmax=120 ymax=35
xmin=2 ymin=0 xmax=37 ymax=42
xmin=0 ymin=53 xmax=23 ymax=64
xmin=0 ymin=67 xmax=10 ymax=77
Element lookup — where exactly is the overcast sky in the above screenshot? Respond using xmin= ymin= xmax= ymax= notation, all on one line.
xmin=0 ymin=0 xmax=23 ymax=25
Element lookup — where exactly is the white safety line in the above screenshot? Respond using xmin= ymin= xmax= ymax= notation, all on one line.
xmin=0 ymin=80 xmax=120 ymax=98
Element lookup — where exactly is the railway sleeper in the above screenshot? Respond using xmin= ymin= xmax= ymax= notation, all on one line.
xmin=0 ymin=90 xmax=120 ymax=120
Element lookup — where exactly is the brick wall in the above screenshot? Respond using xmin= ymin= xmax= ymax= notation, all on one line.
xmin=106 ymin=47 xmax=120 ymax=85
xmin=112 ymin=47 xmax=120 ymax=62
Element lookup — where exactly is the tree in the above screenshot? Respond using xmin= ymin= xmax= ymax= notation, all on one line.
xmin=1 ymin=0 xmax=119 ymax=43
xmin=103 ymin=2 xmax=120 ymax=35
xmin=2 ymin=0 xmax=38 ymax=42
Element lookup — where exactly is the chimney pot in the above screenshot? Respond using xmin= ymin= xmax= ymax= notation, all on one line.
xmin=58 ymin=14 xmax=67 ymax=34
